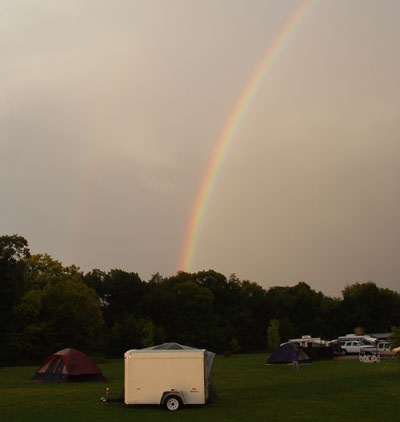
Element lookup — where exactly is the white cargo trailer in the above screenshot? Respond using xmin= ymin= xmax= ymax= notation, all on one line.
xmin=124 ymin=343 xmax=215 ymax=411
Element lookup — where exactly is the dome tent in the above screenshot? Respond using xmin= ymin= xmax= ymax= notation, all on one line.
xmin=265 ymin=342 xmax=312 ymax=364
xmin=150 ymin=342 xmax=194 ymax=350
xmin=33 ymin=348 xmax=106 ymax=382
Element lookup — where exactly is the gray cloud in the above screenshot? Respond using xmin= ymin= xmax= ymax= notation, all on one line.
xmin=1 ymin=0 xmax=400 ymax=296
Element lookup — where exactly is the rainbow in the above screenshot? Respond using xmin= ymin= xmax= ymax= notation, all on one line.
xmin=179 ymin=0 xmax=316 ymax=272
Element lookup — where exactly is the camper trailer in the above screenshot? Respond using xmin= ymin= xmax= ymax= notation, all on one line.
xmin=337 ymin=334 xmax=377 ymax=345
xmin=288 ymin=335 xmax=327 ymax=347
xmin=124 ymin=344 xmax=215 ymax=411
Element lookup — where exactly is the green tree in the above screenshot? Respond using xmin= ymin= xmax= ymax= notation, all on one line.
xmin=141 ymin=320 xmax=155 ymax=348
xmin=86 ymin=269 xmax=145 ymax=327
xmin=24 ymin=253 xmax=82 ymax=289
xmin=144 ymin=272 xmax=214 ymax=347
xmin=390 ymin=326 xmax=400 ymax=349
xmin=106 ymin=314 xmax=141 ymax=355
xmin=229 ymin=337 xmax=241 ymax=354
xmin=339 ymin=282 xmax=400 ymax=333
xmin=10 ymin=289 xmax=47 ymax=358
xmin=10 ymin=278 xmax=104 ymax=359
xmin=8 ymin=253 xmax=103 ymax=360
xmin=0 ymin=235 xmax=30 ymax=360
xmin=43 ymin=279 xmax=103 ymax=352
xmin=266 ymin=282 xmax=336 ymax=341
xmin=267 ymin=319 xmax=280 ymax=351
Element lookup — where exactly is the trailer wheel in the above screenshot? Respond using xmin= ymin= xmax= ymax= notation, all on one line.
xmin=165 ymin=396 xmax=181 ymax=411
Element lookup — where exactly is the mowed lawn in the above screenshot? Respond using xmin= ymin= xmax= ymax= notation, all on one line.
xmin=1 ymin=354 xmax=400 ymax=422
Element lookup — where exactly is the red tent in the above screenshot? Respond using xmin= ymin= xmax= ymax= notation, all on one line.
xmin=33 ymin=348 xmax=106 ymax=382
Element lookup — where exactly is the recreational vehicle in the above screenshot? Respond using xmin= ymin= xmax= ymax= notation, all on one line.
xmin=337 ymin=334 xmax=376 ymax=346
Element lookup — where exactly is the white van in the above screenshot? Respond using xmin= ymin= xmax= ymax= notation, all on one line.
xmin=360 ymin=341 xmax=392 ymax=357
xmin=376 ymin=341 xmax=391 ymax=356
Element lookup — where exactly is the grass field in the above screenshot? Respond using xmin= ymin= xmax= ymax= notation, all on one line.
xmin=1 ymin=354 xmax=400 ymax=421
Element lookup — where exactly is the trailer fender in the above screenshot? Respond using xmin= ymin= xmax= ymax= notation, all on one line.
xmin=161 ymin=391 xmax=186 ymax=410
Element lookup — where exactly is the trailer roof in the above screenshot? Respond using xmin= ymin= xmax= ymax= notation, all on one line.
xmin=125 ymin=349 xmax=206 ymax=358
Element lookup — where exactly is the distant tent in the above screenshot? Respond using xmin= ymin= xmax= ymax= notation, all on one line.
xmin=33 ymin=348 xmax=106 ymax=382
xmin=266 ymin=342 xmax=312 ymax=365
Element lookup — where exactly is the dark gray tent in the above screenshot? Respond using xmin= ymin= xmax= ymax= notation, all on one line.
xmin=149 ymin=342 xmax=195 ymax=350
xmin=266 ymin=342 xmax=312 ymax=364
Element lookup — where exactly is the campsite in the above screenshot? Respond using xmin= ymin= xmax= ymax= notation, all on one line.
xmin=2 ymin=1 xmax=400 ymax=420
xmin=2 ymin=353 xmax=400 ymax=422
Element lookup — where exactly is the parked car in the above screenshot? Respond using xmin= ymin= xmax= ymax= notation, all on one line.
xmin=360 ymin=341 xmax=392 ymax=357
xmin=341 ymin=340 xmax=363 ymax=355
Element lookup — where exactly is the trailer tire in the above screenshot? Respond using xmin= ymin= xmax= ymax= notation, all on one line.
xmin=165 ymin=396 xmax=181 ymax=411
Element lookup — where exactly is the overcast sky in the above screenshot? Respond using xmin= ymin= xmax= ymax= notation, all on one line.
xmin=1 ymin=0 xmax=399 ymax=297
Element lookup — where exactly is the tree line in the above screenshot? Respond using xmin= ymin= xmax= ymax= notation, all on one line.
xmin=1 ymin=234 xmax=400 ymax=363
